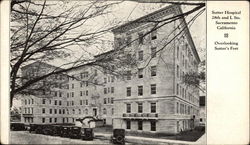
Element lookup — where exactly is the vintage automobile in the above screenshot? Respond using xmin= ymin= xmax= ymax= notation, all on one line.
xmin=110 ymin=129 xmax=125 ymax=145
xmin=60 ymin=126 xmax=71 ymax=137
xmin=68 ymin=126 xmax=81 ymax=139
xmin=50 ymin=125 xmax=63 ymax=136
xmin=81 ymin=128 xmax=94 ymax=140
xmin=27 ymin=118 xmax=96 ymax=140
xmin=10 ymin=122 xmax=25 ymax=131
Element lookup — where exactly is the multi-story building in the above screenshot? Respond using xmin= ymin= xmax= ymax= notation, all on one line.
xmin=19 ymin=4 xmax=201 ymax=135
xmin=20 ymin=62 xmax=68 ymax=124
xmin=111 ymin=5 xmax=200 ymax=135
xmin=20 ymin=61 xmax=116 ymax=126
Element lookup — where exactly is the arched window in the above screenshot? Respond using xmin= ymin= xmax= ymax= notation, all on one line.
xmin=103 ymin=108 xmax=107 ymax=115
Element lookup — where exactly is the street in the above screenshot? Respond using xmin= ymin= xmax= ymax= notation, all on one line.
xmin=10 ymin=131 xmax=111 ymax=144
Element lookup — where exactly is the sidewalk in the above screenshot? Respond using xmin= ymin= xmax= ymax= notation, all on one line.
xmin=95 ymin=132 xmax=206 ymax=145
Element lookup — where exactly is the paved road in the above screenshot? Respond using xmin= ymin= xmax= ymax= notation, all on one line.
xmin=10 ymin=131 xmax=111 ymax=144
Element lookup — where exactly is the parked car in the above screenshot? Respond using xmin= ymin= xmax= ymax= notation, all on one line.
xmin=111 ymin=129 xmax=125 ymax=145
xmin=10 ymin=122 xmax=25 ymax=131
xmin=81 ymin=128 xmax=94 ymax=140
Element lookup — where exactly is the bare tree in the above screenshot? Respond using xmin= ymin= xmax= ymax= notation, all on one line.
xmin=10 ymin=0 xmax=122 ymax=107
xmin=10 ymin=0 xmax=205 ymax=107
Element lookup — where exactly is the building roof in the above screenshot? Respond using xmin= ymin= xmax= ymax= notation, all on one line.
xmin=112 ymin=4 xmax=179 ymax=33
xmin=21 ymin=61 xmax=61 ymax=71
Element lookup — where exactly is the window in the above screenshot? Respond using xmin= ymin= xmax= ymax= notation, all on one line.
xmin=50 ymin=109 xmax=52 ymax=114
xmin=177 ymin=84 xmax=179 ymax=95
xmin=138 ymin=51 xmax=143 ymax=61
xmin=85 ymin=109 xmax=88 ymax=115
xmin=138 ymin=86 xmax=143 ymax=96
xmin=177 ymin=46 xmax=179 ymax=59
xmin=55 ymin=91 xmax=57 ymax=97
xmin=138 ymin=33 xmax=144 ymax=44
xmin=71 ymin=92 xmax=74 ymax=97
xmin=151 ymin=102 xmax=156 ymax=113
xmin=103 ymin=108 xmax=107 ymax=115
xmin=25 ymin=99 xmax=27 ymax=105
xmin=63 ymin=109 xmax=65 ymax=114
xmin=111 ymin=76 xmax=115 ymax=82
xmin=111 ymin=98 xmax=114 ymax=104
xmin=151 ymin=66 xmax=157 ymax=76
xmin=42 ymin=99 xmax=46 ymax=104
xmin=111 ymin=87 xmax=114 ymax=93
xmin=42 ymin=118 xmax=45 ymax=123
xmin=151 ymin=84 xmax=156 ymax=94
xmin=54 ymin=118 xmax=57 ymax=123
xmin=59 ymin=100 xmax=62 ymax=106
xmin=138 ymin=103 xmax=143 ymax=113
xmin=86 ymin=100 xmax=88 ymax=105
xmin=127 ymin=87 xmax=131 ymax=97
xmin=111 ymin=108 xmax=114 ymax=115
xmin=73 ymin=109 xmax=75 ymax=114
xmin=126 ymin=104 xmax=131 ymax=113
xmin=42 ymin=108 xmax=45 ymax=114
xmin=126 ymin=71 xmax=131 ymax=80
xmin=84 ymin=72 xmax=89 ymax=78
xmin=28 ymin=99 xmax=30 ymax=104
xmin=177 ymin=102 xmax=179 ymax=113
xmin=177 ymin=65 xmax=179 ymax=78
xmin=59 ymin=109 xmax=61 ymax=114
xmin=72 ymin=101 xmax=74 ymax=106
xmin=126 ymin=35 xmax=132 ymax=46
xmin=138 ymin=121 xmax=143 ymax=130
xmin=151 ymin=30 xmax=157 ymax=40
xmin=79 ymin=109 xmax=81 ymax=114
xmin=49 ymin=118 xmax=52 ymax=123
xmin=72 ymin=84 xmax=74 ymax=89
xmin=80 ymin=91 xmax=82 ymax=96
xmin=150 ymin=121 xmax=156 ymax=131
xmin=86 ymin=90 xmax=88 ymax=96
xmin=86 ymin=81 xmax=88 ymax=87
xmin=151 ymin=47 xmax=157 ymax=58
xmin=67 ymin=93 xmax=69 ymax=98
xmin=54 ymin=100 xmax=57 ymax=105
xmin=104 ymin=88 xmax=107 ymax=94
xmin=138 ymin=68 xmax=143 ymax=78
xmin=54 ymin=109 xmax=57 ymax=114
xmin=126 ymin=120 xmax=131 ymax=129
xmin=104 ymin=98 xmax=107 ymax=104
